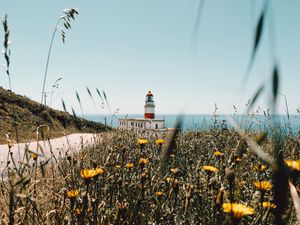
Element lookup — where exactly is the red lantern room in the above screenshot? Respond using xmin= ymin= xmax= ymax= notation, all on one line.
xmin=144 ymin=91 xmax=155 ymax=119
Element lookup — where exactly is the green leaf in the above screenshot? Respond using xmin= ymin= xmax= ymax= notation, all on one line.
xmin=272 ymin=65 xmax=279 ymax=103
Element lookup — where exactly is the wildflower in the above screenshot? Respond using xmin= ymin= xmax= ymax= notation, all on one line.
xmin=214 ymin=151 xmax=224 ymax=157
xmin=115 ymin=165 xmax=121 ymax=169
xmin=155 ymin=139 xmax=165 ymax=145
xmin=235 ymin=157 xmax=242 ymax=162
xmin=223 ymin=203 xmax=254 ymax=219
xmin=95 ymin=168 xmax=105 ymax=175
xmin=170 ymin=154 xmax=175 ymax=158
xmin=80 ymin=169 xmax=98 ymax=180
xmin=125 ymin=162 xmax=134 ymax=168
xmin=67 ymin=190 xmax=79 ymax=199
xmin=137 ymin=138 xmax=148 ymax=145
xmin=155 ymin=191 xmax=164 ymax=197
xmin=201 ymin=165 xmax=219 ymax=173
xmin=262 ymin=202 xmax=276 ymax=209
xmin=255 ymin=164 xmax=267 ymax=172
xmin=138 ymin=158 xmax=149 ymax=166
xmin=31 ymin=153 xmax=38 ymax=160
xmin=285 ymin=160 xmax=300 ymax=171
xmin=166 ymin=177 xmax=176 ymax=183
xmin=253 ymin=181 xmax=272 ymax=191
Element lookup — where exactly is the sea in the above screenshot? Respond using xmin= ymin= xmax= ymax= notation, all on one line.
xmin=86 ymin=114 xmax=300 ymax=135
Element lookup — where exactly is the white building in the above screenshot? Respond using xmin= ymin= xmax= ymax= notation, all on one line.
xmin=118 ymin=91 xmax=166 ymax=134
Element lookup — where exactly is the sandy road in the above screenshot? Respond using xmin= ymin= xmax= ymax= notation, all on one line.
xmin=0 ymin=133 xmax=98 ymax=172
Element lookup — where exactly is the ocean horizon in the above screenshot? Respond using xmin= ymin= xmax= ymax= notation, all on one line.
xmin=86 ymin=114 xmax=300 ymax=134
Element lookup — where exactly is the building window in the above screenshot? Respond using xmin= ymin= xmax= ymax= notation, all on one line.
xmin=155 ymin=124 xmax=158 ymax=129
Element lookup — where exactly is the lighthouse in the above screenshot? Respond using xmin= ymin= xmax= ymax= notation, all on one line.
xmin=118 ymin=91 xmax=166 ymax=133
xmin=144 ymin=91 xmax=155 ymax=119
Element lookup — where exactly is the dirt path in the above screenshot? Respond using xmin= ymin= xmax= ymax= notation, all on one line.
xmin=0 ymin=133 xmax=98 ymax=172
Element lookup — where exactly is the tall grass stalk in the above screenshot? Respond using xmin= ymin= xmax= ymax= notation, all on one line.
xmin=40 ymin=8 xmax=78 ymax=105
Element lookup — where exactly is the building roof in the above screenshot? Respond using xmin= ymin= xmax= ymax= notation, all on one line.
xmin=146 ymin=91 xmax=153 ymax=96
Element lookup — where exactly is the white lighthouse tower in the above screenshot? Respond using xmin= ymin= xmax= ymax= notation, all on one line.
xmin=144 ymin=91 xmax=155 ymax=119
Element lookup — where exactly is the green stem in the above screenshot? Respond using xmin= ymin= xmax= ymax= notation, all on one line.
xmin=41 ymin=19 xmax=60 ymax=105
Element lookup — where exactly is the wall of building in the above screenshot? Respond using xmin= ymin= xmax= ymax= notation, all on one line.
xmin=118 ymin=118 xmax=165 ymax=133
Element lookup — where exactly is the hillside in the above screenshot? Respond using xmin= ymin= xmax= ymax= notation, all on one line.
xmin=0 ymin=87 xmax=110 ymax=144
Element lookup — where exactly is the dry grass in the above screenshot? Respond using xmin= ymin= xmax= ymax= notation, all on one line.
xmin=0 ymin=127 xmax=299 ymax=224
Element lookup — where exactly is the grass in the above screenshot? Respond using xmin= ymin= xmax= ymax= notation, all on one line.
xmin=1 ymin=2 xmax=299 ymax=224
xmin=0 ymin=87 xmax=110 ymax=144
xmin=0 ymin=125 xmax=299 ymax=224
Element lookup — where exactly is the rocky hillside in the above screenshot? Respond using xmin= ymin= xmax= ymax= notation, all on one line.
xmin=0 ymin=87 xmax=110 ymax=144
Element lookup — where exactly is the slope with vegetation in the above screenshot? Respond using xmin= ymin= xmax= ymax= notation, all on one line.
xmin=0 ymin=87 xmax=110 ymax=144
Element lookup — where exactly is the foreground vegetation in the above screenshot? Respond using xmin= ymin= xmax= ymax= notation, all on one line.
xmin=0 ymin=126 xmax=300 ymax=224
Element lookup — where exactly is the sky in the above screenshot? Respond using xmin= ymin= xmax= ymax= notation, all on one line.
xmin=0 ymin=1 xmax=299 ymax=115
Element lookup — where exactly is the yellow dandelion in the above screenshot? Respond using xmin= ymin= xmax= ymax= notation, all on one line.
xmin=201 ymin=165 xmax=219 ymax=173
xmin=214 ymin=151 xmax=224 ymax=157
xmin=155 ymin=191 xmax=164 ymax=197
xmin=285 ymin=160 xmax=300 ymax=171
xmin=67 ymin=190 xmax=79 ymax=199
xmin=253 ymin=181 xmax=272 ymax=191
xmin=138 ymin=158 xmax=149 ymax=166
xmin=255 ymin=164 xmax=267 ymax=172
xmin=262 ymin=202 xmax=276 ymax=209
xmin=125 ymin=162 xmax=134 ymax=168
xmin=155 ymin=139 xmax=165 ymax=145
xmin=31 ymin=153 xmax=38 ymax=160
xmin=115 ymin=165 xmax=121 ymax=169
xmin=235 ymin=157 xmax=242 ymax=162
xmin=223 ymin=203 xmax=254 ymax=219
xmin=95 ymin=168 xmax=105 ymax=175
xmin=166 ymin=177 xmax=175 ymax=183
xmin=137 ymin=138 xmax=148 ymax=145
xmin=80 ymin=169 xmax=98 ymax=180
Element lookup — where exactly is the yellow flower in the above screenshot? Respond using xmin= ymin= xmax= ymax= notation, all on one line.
xmin=235 ymin=157 xmax=242 ymax=162
xmin=223 ymin=203 xmax=254 ymax=219
xmin=137 ymin=138 xmax=148 ymax=145
xmin=115 ymin=165 xmax=121 ymax=169
xmin=138 ymin=158 xmax=149 ymax=166
xmin=285 ymin=160 xmax=300 ymax=171
xmin=31 ymin=153 xmax=38 ymax=160
xmin=155 ymin=139 xmax=165 ymax=145
xmin=253 ymin=181 xmax=272 ymax=191
xmin=170 ymin=154 xmax=175 ymax=158
xmin=95 ymin=168 xmax=105 ymax=175
xmin=166 ymin=177 xmax=179 ymax=186
xmin=80 ymin=169 xmax=98 ymax=180
xmin=67 ymin=190 xmax=79 ymax=199
xmin=155 ymin=191 xmax=164 ymax=197
xmin=166 ymin=177 xmax=175 ymax=183
xmin=125 ymin=163 xmax=134 ymax=168
xmin=255 ymin=164 xmax=267 ymax=172
xmin=201 ymin=165 xmax=219 ymax=173
xmin=262 ymin=202 xmax=276 ymax=209
xmin=214 ymin=151 xmax=224 ymax=157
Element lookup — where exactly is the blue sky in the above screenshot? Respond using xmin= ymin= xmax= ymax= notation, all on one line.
xmin=0 ymin=1 xmax=299 ymax=115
